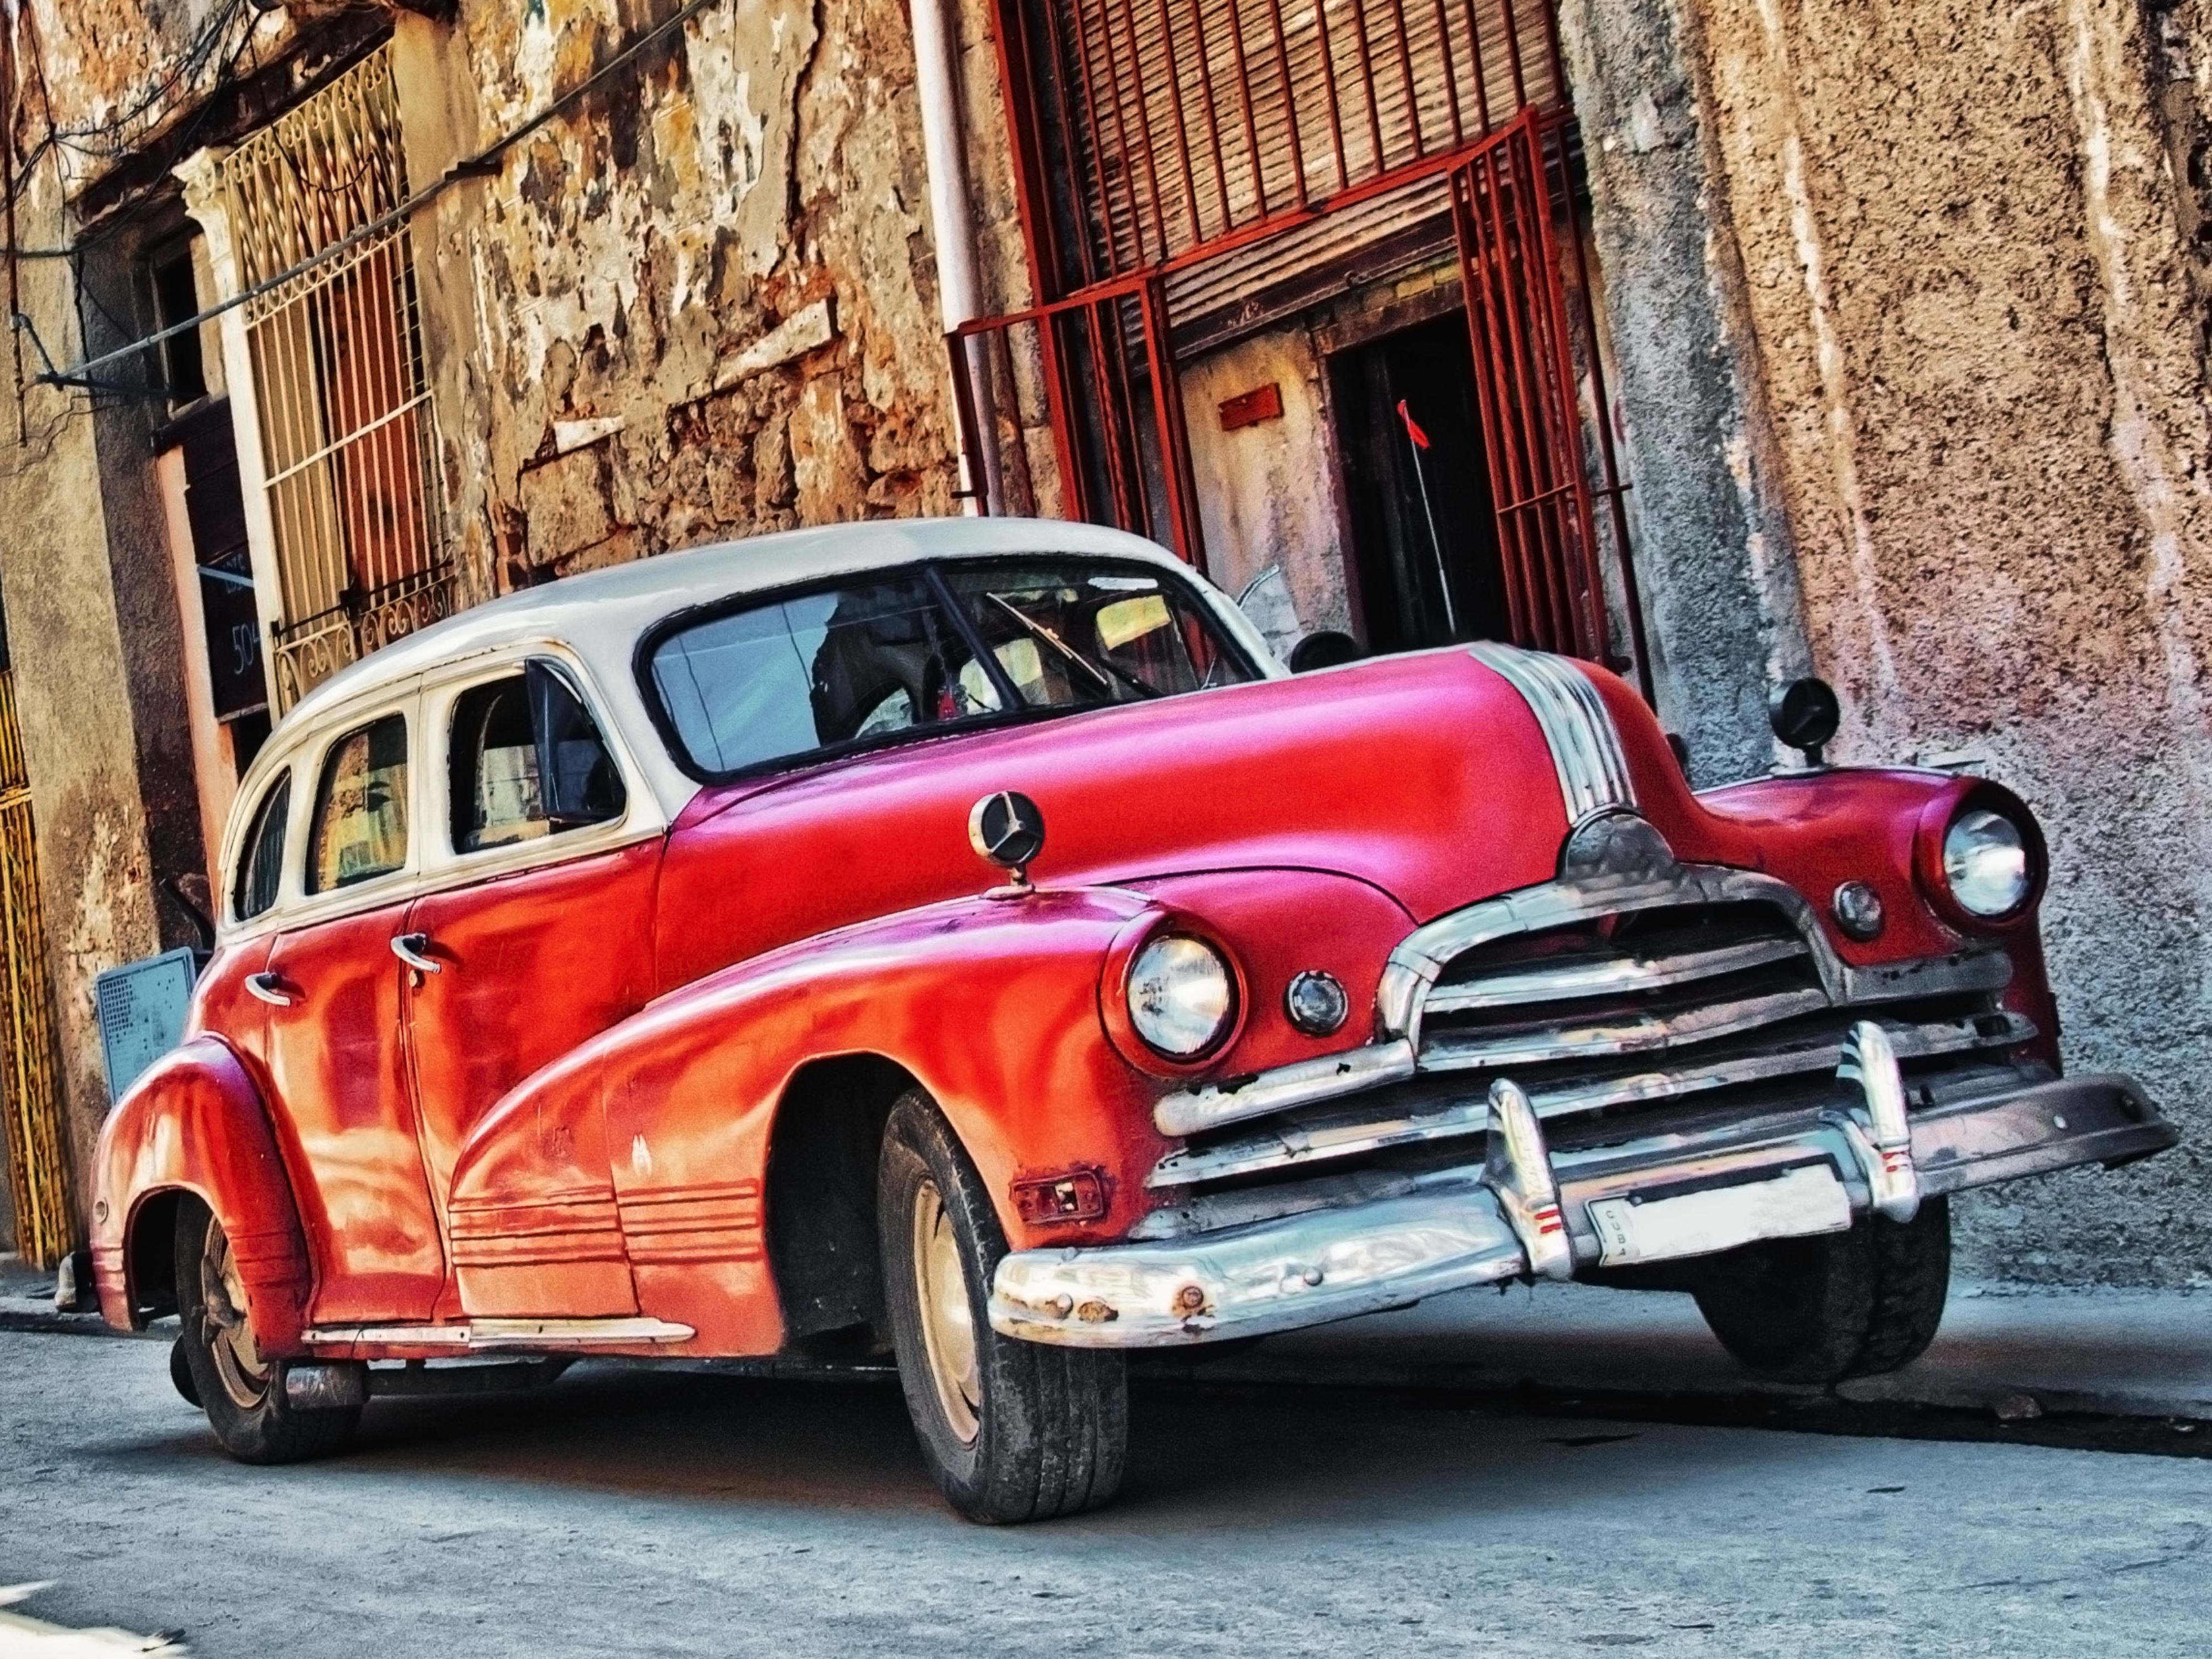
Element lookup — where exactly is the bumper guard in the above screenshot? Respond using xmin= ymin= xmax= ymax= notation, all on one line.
xmin=989 ymin=1028 xmax=2174 ymax=1348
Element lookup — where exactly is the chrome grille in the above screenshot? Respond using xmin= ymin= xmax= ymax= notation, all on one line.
xmin=1417 ymin=900 xmax=1825 ymax=1072
xmin=1151 ymin=885 xmax=2030 ymax=1193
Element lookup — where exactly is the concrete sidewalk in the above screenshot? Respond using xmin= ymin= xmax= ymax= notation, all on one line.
xmin=9 ymin=1249 xmax=2207 ymax=1423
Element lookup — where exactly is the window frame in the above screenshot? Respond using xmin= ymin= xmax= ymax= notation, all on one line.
xmin=227 ymin=766 xmax=293 ymax=927
xmin=303 ymin=708 xmax=418 ymax=899
xmin=418 ymin=645 xmax=648 ymax=888
xmin=633 ymin=554 xmax=1262 ymax=786
xmin=214 ymin=680 xmax=425 ymax=938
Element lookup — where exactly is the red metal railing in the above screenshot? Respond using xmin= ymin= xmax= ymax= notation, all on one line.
xmin=1452 ymin=111 xmax=1605 ymax=659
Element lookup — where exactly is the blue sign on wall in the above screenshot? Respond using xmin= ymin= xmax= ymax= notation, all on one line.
xmin=95 ymin=948 xmax=200 ymax=1104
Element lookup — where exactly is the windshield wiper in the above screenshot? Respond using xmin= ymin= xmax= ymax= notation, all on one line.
xmin=984 ymin=594 xmax=1160 ymax=700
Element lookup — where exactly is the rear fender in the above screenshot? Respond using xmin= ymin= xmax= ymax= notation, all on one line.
xmin=92 ymin=1036 xmax=314 ymax=1354
xmin=450 ymin=887 xmax=1168 ymax=1352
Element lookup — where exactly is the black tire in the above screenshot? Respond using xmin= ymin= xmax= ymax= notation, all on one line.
xmin=1692 ymin=1197 xmax=1951 ymax=1385
xmin=168 ymin=1335 xmax=201 ymax=1407
xmin=174 ymin=1197 xmax=359 ymax=1463
xmin=878 ymin=1090 xmax=1128 ymax=1522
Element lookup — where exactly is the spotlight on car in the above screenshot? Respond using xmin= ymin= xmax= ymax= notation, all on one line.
xmin=1284 ymin=969 xmax=1350 ymax=1036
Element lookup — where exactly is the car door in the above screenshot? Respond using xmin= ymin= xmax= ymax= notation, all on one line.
xmin=258 ymin=691 xmax=447 ymax=1325
xmin=404 ymin=655 xmax=661 ymax=1318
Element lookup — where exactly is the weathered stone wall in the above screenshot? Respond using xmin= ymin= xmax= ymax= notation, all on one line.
xmin=1651 ymin=0 xmax=2212 ymax=1284
xmin=1559 ymin=0 xmax=1813 ymax=786
xmin=410 ymin=0 xmax=966 ymax=602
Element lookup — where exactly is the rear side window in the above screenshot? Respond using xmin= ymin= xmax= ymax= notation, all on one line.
xmin=449 ymin=663 xmax=627 ymax=853
xmin=307 ymin=714 xmax=409 ymax=893
xmin=231 ymin=771 xmax=290 ymax=922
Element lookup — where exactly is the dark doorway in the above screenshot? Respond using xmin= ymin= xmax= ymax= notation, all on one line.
xmin=1329 ymin=311 xmax=1509 ymax=654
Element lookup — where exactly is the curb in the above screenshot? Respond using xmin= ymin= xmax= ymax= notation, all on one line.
xmin=1130 ymin=1348 xmax=2212 ymax=1430
xmin=0 ymin=1308 xmax=164 ymax=1340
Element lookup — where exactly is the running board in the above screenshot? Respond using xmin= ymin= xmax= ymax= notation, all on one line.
xmin=301 ymin=1316 xmax=696 ymax=1350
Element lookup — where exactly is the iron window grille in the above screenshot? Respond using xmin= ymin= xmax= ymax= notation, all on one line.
xmin=223 ymin=44 xmax=452 ymax=712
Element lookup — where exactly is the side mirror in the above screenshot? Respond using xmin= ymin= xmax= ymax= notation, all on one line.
xmin=1288 ymin=631 xmax=1361 ymax=673
xmin=1768 ymin=676 xmax=1840 ymax=769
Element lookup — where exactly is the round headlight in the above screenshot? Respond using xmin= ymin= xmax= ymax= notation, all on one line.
xmin=1943 ymin=808 xmax=2031 ymax=918
xmin=1126 ymin=935 xmax=1236 ymax=1058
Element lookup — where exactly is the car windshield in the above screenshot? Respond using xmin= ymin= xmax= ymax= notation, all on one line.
xmin=645 ymin=557 xmax=1258 ymax=778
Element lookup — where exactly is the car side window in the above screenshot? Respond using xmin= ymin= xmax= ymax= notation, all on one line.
xmin=448 ymin=662 xmax=626 ymax=853
xmin=231 ymin=771 xmax=291 ymax=922
xmin=307 ymin=714 xmax=410 ymax=893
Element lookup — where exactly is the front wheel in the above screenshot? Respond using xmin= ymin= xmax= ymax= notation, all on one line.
xmin=174 ymin=1197 xmax=359 ymax=1463
xmin=1692 ymin=1196 xmax=1952 ymax=1384
xmin=878 ymin=1091 xmax=1127 ymax=1522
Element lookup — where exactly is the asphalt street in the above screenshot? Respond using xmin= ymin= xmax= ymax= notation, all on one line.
xmin=3 ymin=1326 xmax=2206 ymax=1658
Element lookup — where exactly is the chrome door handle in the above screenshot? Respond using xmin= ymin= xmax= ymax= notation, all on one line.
xmin=390 ymin=933 xmax=442 ymax=974
xmin=244 ymin=972 xmax=295 ymax=1008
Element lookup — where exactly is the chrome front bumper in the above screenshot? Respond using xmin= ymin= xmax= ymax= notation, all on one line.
xmin=989 ymin=1066 xmax=2174 ymax=1348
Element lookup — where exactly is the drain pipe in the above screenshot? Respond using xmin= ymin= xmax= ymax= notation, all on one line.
xmin=909 ymin=0 xmax=1004 ymax=515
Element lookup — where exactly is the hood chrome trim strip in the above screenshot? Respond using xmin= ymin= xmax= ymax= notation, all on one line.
xmin=1469 ymin=641 xmax=1635 ymax=826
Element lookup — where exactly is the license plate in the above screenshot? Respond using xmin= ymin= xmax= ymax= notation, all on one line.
xmin=1587 ymin=1162 xmax=1852 ymax=1267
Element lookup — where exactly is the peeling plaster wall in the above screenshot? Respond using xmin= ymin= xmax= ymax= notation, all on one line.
xmin=0 ymin=172 xmax=165 ymax=1227
xmin=17 ymin=0 xmax=300 ymax=192
xmin=1683 ymin=0 xmax=2212 ymax=1284
xmin=412 ymin=0 xmax=964 ymax=599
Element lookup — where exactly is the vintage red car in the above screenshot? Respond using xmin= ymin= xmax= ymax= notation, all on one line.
xmin=93 ymin=518 xmax=2174 ymax=1521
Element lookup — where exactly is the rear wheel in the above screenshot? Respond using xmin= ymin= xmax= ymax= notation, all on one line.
xmin=878 ymin=1090 xmax=1127 ymax=1522
xmin=174 ymin=1198 xmax=359 ymax=1463
xmin=1693 ymin=1197 xmax=1951 ymax=1384
xmin=168 ymin=1335 xmax=200 ymax=1407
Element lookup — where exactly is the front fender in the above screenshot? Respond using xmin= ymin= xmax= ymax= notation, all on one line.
xmin=93 ymin=1036 xmax=314 ymax=1354
xmin=449 ymin=886 xmax=1168 ymax=1350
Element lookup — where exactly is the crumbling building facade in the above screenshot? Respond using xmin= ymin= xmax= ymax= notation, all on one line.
xmin=0 ymin=0 xmax=2206 ymax=1288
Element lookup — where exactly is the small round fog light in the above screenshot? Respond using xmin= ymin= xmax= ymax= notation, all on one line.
xmin=1833 ymin=880 xmax=1886 ymax=941
xmin=1285 ymin=969 xmax=1350 ymax=1036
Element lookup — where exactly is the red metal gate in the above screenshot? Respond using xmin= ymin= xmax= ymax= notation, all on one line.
xmin=1451 ymin=108 xmax=1608 ymax=661
xmin=951 ymin=276 xmax=1207 ymax=567
xmin=958 ymin=0 xmax=1645 ymax=680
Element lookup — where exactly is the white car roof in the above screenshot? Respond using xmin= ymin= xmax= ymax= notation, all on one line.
xmin=283 ymin=517 xmax=1211 ymax=731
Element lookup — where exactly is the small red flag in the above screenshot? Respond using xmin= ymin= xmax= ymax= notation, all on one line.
xmin=1396 ymin=399 xmax=1430 ymax=450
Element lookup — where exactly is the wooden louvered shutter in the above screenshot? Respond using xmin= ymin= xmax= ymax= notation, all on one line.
xmin=1046 ymin=0 xmax=1560 ymax=282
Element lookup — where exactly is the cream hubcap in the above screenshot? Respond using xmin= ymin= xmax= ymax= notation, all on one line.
xmin=912 ymin=1178 xmax=982 ymax=1445
xmin=199 ymin=1220 xmax=270 ymax=1411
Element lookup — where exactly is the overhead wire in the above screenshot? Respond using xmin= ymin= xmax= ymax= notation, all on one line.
xmin=7 ymin=0 xmax=259 ymax=192
xmin=25 ymin=0 xmax=732 ymax=390
xmin=2 ymin=0 xmax=265 ymax=424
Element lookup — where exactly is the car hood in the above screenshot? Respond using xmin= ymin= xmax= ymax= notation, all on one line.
xmin=656 ymin=648 xmax=1585 ymax=983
